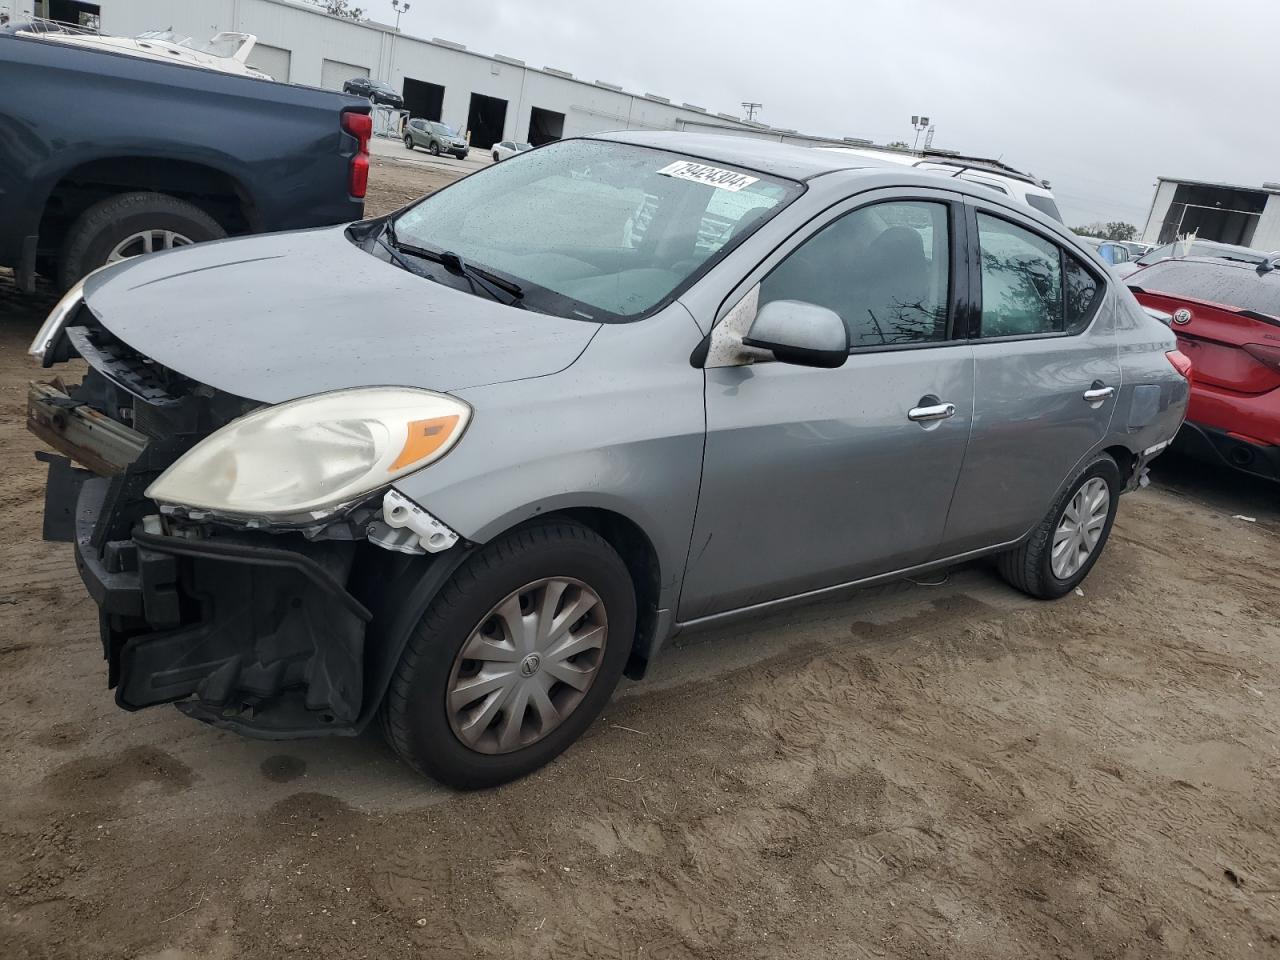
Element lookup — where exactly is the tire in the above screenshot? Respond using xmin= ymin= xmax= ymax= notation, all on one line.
xmin=493 ymin=151 xmax=500 ymax=162
xmin=58 ymin=191 xmax=225 ymax=289
xmin=997 ymin=453 xmax=1122 ymax=599
xmin=429 ymin=142 xmax=441 ymax=157
xmin=404 ymin=135 xmax=414 ymax=150
xmin=381 ymin=520 xmax=636 ymax=789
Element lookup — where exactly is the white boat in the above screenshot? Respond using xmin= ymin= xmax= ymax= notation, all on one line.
xmin=17 ymin=21 xmax=275 ymax=80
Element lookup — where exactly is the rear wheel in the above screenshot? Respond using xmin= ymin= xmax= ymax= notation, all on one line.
xmin=381 ymin=521 xmax=635 ymax=789
xmin=58 ymin=191 xmax=224 ymax=289
xmin=404 ymin=134 xmax=414 ymax=150
xmin=997 ymin=453 xmax=1121 ymax=599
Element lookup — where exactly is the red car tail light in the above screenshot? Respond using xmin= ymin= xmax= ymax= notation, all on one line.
xmin=1243 ymin=342 xmax=1280 ymax=372
xmin=1166 ymin=349 xmax=1193 ymax=382
xmin=341 ymin=110 xmax=372 ymax=199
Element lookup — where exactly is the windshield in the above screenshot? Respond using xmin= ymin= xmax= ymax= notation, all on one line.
xmin=184 ymin=34 xmax=246 ymax=58
xmin=1133 ymin=261 xmax=1280 ymax=319
xmin=431 ymin=122 xmax=459 ymax=137
xmin=390 ymin=139 xmax=801 ymax=321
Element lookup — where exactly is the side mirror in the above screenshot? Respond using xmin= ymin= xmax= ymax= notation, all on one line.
xmin=742 ymin=299 xmax=848 ymax=369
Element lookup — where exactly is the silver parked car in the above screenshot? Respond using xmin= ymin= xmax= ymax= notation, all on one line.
xmin=28 ymin=133 xmax=1189 ymax=788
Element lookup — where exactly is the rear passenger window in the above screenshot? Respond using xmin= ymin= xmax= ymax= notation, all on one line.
xmin=977 ymin=213 xmax=1063 ymax=337
xmin=1065 ymin=253 xmax=1102 ymax=332
xmin=759 ymin=200 xmax=951 ymax=349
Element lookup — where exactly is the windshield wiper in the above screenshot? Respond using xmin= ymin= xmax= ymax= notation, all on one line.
xmin=380 ymin=221 xmax=524 ymax=307
xmin=439 ymin=250 xmax=524 ymax=306
xmin=376 ymin=219 xmax=440 ymax=281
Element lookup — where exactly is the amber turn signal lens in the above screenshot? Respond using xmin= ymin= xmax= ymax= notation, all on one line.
xmin=390 ymin=415 xmax=460 ymax=471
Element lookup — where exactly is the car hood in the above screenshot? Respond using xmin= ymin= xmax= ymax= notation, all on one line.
xmin=82 ymin=227 xmax=600 ymax=404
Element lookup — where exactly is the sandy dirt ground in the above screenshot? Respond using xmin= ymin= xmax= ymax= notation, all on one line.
xmin=3 ymin=155 xmax=1280 ymax=959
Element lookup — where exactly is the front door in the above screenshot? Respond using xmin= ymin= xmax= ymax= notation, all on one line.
xmin=942 ymin=203 xmax=1120 ymax=553
xmin=679 ymin=192 xmax=976 ymax=622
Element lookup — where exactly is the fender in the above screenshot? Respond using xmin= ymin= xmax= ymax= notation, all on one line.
xmin=352 ymin=545 xmax=478 ymax=733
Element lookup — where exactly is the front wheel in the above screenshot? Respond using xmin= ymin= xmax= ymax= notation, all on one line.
xmin=997 ymin=453 xmax=1121 ymax=599
xmin=493 ymin=151 xmax=500 ymax=162
xmin=381 ymin=521 xmax=636 ymax=789
xmin=429 ymin=142 xmax=441 ymax=157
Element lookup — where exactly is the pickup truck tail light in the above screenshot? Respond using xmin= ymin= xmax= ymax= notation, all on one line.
xmin=1165 ymin=349 xmax=1193 ymax=383
xmin=341 ymin=110 xmax=372 ymax=199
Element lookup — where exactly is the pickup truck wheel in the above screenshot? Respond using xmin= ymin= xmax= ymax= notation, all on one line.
xmin=429 ymin=142 xmax=441 ymax=157
xmin=380 ymin=521 xmax=636 ymax=789
xmin=404 ymin=135 xmax=414 ymax=150
xmin=997 ymin=453 xmax=1121 ymax=600
xmin=58 ymin=191 xmax=225 ymax=289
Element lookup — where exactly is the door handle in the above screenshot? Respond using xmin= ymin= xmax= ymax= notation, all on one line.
xmin=908 ymin=402 xmax=957 ymax=423
xmin=1083 ymin=386 xmax=1115 ymax=402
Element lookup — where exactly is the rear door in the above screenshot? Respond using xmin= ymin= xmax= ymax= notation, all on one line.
xmin=679 ymin=189 xmax=976 ymax=621
xmin=942 ymin=201 xmax=1120 ymax=554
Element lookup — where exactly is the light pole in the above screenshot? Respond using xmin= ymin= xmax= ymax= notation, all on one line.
xmin=391 ymin=0 xmax=410 ymax=30
xmin=387 ymin=0 xmax=410 ymax=89
xmin=741 ymin=101 xmax=762 ymax=122
xmin=910 ymin=114 xmax=930 ymax=152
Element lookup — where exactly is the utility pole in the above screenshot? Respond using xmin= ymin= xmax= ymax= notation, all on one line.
xmin=910 ymin=114 xmax=930 ymax=151
xmin=741 ymin=101 xmax=763 ymax=122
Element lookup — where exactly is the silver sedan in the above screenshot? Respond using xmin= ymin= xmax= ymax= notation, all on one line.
xmin=29 ymin=133 xmax=1190 ymax=787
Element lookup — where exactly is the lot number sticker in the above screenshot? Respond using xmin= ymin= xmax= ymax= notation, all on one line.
xmin=658 ymin=161 xmax=759 ymax=192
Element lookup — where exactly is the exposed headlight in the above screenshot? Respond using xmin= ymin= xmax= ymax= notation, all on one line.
xmin=146 ymin=387 xmax=471 ymax=521
xmin=29 ymin=277 xmax=89 ymax=361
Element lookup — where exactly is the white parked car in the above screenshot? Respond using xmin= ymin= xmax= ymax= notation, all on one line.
xmin=818 ymin=146 xmax=1063 ymax=222
xmin=492 ymin=141 xmax=533 ymax=162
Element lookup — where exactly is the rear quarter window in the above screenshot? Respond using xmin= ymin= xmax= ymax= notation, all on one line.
xmin=1024 ymin=194 xmax=1063 ymax=222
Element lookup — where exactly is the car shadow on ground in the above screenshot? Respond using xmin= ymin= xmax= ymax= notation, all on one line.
xmin=1149 ymin=450 xmax=1279 ymax=526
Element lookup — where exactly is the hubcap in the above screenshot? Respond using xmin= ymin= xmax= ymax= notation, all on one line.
xmin=446 ymin=577 xmax=607 ymax=755
xmin=1051 ymin=477 xmax=1110 ymax=580
xmin=106 ymin=229 xmax=193 ymax=263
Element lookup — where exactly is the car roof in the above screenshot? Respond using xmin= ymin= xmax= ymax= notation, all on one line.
xmin=591 ymin=130 xmax=896 ymax=181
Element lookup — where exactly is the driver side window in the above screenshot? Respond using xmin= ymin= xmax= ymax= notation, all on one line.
xmin=758 ymin=200 xmax=952 ymax=349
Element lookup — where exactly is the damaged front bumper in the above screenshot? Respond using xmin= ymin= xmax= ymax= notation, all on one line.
xmin=66 ymin=469 xmax=372 ymax=735
xmin=29 ymin=329 xmax=463 ymax=740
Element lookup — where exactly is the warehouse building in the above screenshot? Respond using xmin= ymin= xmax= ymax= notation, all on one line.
xmin=1140 ymin=176 xmax=1280 ymax=250
xmin=6 ymin=0 xmax=877 ymax=152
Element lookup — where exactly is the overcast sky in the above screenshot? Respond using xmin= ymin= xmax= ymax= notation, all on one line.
xmin=384 ymin=0 xmax=1279 ymax=228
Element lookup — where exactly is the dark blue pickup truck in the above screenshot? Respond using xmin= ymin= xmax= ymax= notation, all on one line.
xmin=0 ymin=30 xmax=371 ymax=291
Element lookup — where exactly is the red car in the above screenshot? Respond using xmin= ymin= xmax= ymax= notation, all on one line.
xmin=1129 ymin=256 xmax=1280 ymax=480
